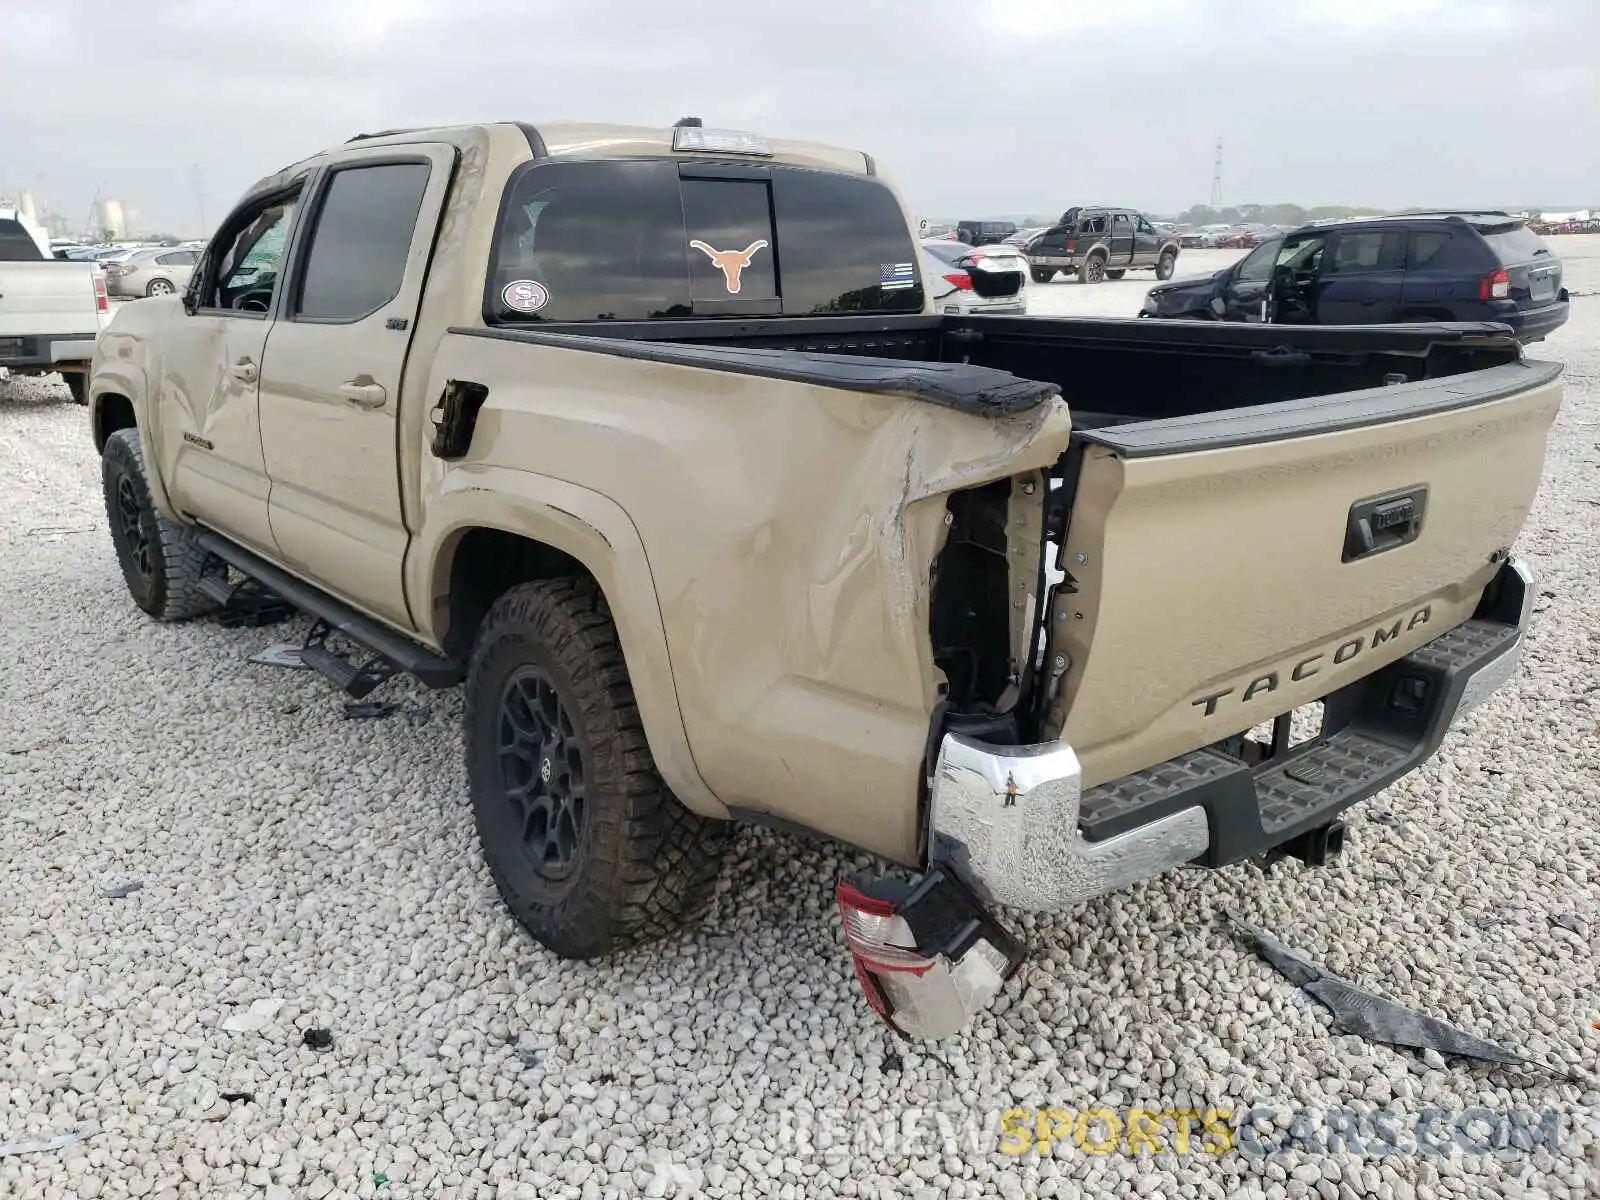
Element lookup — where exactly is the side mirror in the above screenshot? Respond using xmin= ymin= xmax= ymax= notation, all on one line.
xmin=1209 ymin=296 xmax=1228 ymax=317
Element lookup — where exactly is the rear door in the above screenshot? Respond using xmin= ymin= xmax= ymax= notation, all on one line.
xmin=1314 ymin=229 xmax=1407 ymax=324
xmin=1108 ymin=213 xmax=1135 ymax=269
xmin=257 ymin=146 xmax=453 ymax=629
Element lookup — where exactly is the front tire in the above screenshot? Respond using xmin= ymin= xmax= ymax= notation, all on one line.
xmin=465 ymin=578 xmax=729 ymax=960
xmin=100 ymin=428 xmax=221 ymax=621
xmin=1155 ymin=250 xmax=1177 ymax=281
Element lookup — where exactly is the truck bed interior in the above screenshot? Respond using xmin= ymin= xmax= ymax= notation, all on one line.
xmin=479 ymin=312 xmax=1527 ymax=433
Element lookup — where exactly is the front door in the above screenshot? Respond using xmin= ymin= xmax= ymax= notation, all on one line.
xmin=1108 ymin=213 xmax=1135 ymax=269
xmin=1221 ymin=236 xmax=1280 ymax=320
xmin=257 ymin=145 xmax=455 ymax=630
xmin=156 ymin=187 xmax=303 ymax=555
xmin=1314 ymin=229 xmax=1408 ymax=325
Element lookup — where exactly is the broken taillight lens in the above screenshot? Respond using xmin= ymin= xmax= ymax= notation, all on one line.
xmin=943 ymin=272 xmax=973 ymax=291
xmin=92 ymin=273 xmax=108 ymax=313
xmin=835 ymin=868 xmax=1023 ymax=1041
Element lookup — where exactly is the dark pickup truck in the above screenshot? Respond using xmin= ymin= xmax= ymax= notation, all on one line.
xmin=1141 ymin=212 xmax=1570 ymax=342
xmin=1025 ymin=206 xmax=1181 ymax=284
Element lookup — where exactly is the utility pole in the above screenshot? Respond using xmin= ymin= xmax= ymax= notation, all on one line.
xmin=1209 ymin=138 xmax=1224 ymax=211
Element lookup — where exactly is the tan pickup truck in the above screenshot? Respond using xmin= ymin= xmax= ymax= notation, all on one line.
xmin=89 ymin=120 xmax=1560 ymax=1040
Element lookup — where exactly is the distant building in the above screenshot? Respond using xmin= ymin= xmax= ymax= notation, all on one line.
xmin=98 ymin=198 xmax=127 ymax=239
xmin=18 ymin=191 xmax=38 ymax=225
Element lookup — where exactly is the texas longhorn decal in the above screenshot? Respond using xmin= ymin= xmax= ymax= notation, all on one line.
xmin=689 ymin=239 xmax=769 ymax=294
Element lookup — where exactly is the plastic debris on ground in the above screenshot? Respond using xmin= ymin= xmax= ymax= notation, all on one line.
xmin=247 ymin=643 xmax=307 ymax=669
xmin=1230 ymin=918 xmax=1577 ymax=1079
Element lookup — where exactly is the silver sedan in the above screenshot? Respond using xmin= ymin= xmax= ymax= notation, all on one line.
xmin=103 ymin=248 xmax=200 ymax=299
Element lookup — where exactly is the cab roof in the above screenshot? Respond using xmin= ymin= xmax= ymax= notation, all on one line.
xmin=340 ymin=120 xmax=875 ymax=176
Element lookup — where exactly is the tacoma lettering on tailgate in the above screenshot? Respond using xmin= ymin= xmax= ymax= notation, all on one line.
xmin=1190 ymin=604 xmax=1433 ymax=717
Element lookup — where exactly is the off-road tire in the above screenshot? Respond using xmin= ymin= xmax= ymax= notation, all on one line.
xmin=1030 ymin=267 xmax=1054 ymax=284
xmin=101 ymin=428 xmax=221 ymax=621
xmin=1155 ymin=250 xmax=1177 ymax=281
xmin=65 ymin=373 xmax=88 ymax=405
xmin=1105 ymin=268 xmax=1127 ymax=280
xmin=466 ymin=577 xmax=729 ymax=959
xmin=1077 ymin=253 xmax=1107 ymax=284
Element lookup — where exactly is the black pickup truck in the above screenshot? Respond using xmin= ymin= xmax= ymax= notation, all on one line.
xmin=1025 ymin=206 xmax=1181 ymax=284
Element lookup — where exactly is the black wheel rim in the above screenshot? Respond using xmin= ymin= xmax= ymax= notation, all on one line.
xmin=497 ymin=666 xmax=586 ymax=879
xmin=116 ymin=475 xmax=152 ymax=580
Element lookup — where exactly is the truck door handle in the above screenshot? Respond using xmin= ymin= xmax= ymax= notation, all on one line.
xmin=229 ymin=358 xmax=258 ymax=383
xmin=339 ymin=379 xmax=387 ymax=409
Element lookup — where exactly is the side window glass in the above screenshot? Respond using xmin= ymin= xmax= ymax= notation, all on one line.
xmin=294 ymin=162 xmax=431 ymax=321
xmin=1410 ymin=231 xmax=1451 ymax=269
xmin=204 ymin=195 xmax=300 ymax=313
xmin=1135 ymin=216 xmax=1154 ymax=235
xmin=1236 ymin=240 xmax=1279 ymax=283
xmin=681 ymin=179 xmax=777 ymax=306
xmin=1112 ymin=214 xmax=1131 ymax=236
xmin=1327 ymin=232 xmax=1402 ymax=274
xmin=1277 ymin=238 xmax=1325 ymax=273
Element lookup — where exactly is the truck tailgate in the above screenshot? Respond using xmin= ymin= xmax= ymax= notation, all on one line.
xmin=1047 ymin=358 xmax=1562 ymax=787
xmin=0 ymin=262 xmax=102 ymax=340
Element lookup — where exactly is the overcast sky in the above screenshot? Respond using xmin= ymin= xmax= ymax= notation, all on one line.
xmin=3 ymin=0 xmax=1596 ymax=236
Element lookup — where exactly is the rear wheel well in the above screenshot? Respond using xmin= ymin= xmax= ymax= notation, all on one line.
xmin=443 ymin=528 xmax=593 ymax=660
xmin=94 ymin=392 xmax=136 ymax=453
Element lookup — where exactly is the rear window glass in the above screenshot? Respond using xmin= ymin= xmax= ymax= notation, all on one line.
xmin=683 ymin=178 xmax=777 ymax=310
xmin=0 ymin=218 xmax=44 ymax=261
xmin=1480 ymin=225 xmax=1549 ymax=264
xmin=489 ymin=161 xmax=923 ymax=322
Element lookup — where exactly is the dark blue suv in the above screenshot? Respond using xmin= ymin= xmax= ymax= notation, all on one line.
xmin=1140 ymin=212 xmax=1569 ymax=342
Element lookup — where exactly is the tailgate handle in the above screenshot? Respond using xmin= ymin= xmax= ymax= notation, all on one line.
xmin=1343 ymin=486 xmax=1427 ymax=562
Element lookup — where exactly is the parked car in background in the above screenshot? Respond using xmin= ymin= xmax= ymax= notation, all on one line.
xmin=1140 ymin=212 xmax=1568 ymax=341
xmin=0 ymin=207 xmax=108 ymax=403
xmin=1003 ymin=227 xmax=1046 ymax=248
xmin=921 ymin=239 xmax=1026 ymax=314
xmin=103 ymin=247 xmax=201 ymax=298
xmin=1024 ymin=206 xmax=1179 ymax=284
xmin=955 ymin=219 xmax=1018 ymax=246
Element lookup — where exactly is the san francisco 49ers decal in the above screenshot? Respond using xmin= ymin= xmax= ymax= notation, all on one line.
xmin=688 ymin=239 xmax=769 ymax=294
xmin=501 ymin=279 xmax=549 ymax=313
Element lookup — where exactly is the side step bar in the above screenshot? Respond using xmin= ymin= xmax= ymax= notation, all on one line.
xmin=195 ymin=530 xmax=465 ymax=690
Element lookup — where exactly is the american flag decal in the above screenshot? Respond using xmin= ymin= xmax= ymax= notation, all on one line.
xmin=880 ymin=261 xmax=916 ymax=290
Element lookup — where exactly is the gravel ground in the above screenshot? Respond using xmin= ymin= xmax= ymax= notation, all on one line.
xmin=2 ymin=239 xmax=1597 ymax=1199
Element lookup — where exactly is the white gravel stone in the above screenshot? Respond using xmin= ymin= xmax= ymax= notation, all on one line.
xmin=2 ymin=246 xmax=1597 ymax=1200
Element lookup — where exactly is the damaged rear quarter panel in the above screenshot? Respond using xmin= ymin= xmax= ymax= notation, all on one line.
xmin=439 ymin=333 xmax=1071 ymax=862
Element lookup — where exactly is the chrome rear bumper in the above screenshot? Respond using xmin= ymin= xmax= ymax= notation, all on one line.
xmin=928 ymin=557 xmax=1535 ymax=912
